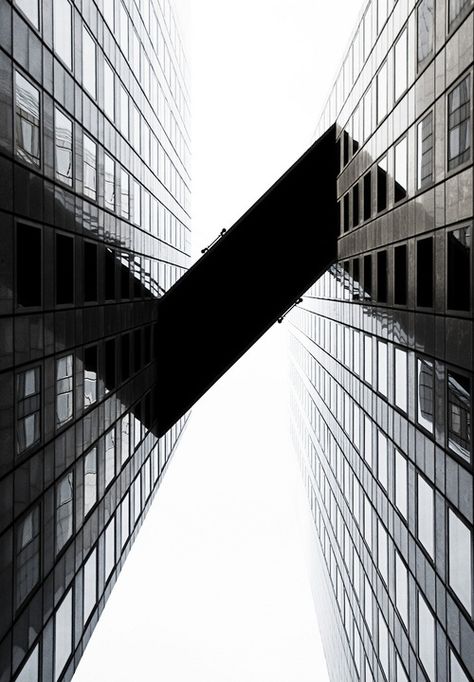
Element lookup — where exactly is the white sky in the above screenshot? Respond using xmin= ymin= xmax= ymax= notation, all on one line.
xmin=73 ymin=1 xmax=364 ymax=680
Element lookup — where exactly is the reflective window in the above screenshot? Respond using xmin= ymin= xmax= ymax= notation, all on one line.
xmin=418 ymin=593 xmax=435 ymax=681
xmin=378 ymin=341 xmax=387 ymax=396
xmin=56 ymin=354 xmax=73 ymax=426
xmin=394 ymin=348 xmax=407 ymax=412
xmin=120 ymin=169 xmax=129 ymax=218
xmin=448 ymin=509 xmax=472 ymax=614
xmin=451 ymin=650 xmax=470 ymax=682
xmin=132 ymin=104 xmax=141 ymax=152
xmin=364 ymin=88 xmax=373 ymax=141
xmin=132 ymin=180 xmax=141 ymax=226
xmin=448 ymin=226 xmax=471 ymax=311
xmin=15 ymin=0 xmax=39 ymax=27
xmin=395 ymin=551 xmax=408 ymax=626
xmin=417 ymin=111 xmax=433 ymax=188
xmin=104 ymin=153 xmax=115 ymax=211
xmin=364 ymin=496 xmax=372 ymax=549
xmin=449 ymin=0 xmax=473 ymax=27
xmin=364 ymin=576 xmax=373 ymax=633
xmin=16 ymin=367 xmax=41 ymax=453
xmin=15 ymin=506 xmax=40 ymax=609
xmin=121 ymin=414 xmax=130 ymax=465
xmin=105 ymin=428 xmax=115 ymax=488
xmin=417 ymin=475 xmax=434 ymax=558
xmin=54 ymin=590 xmax=72 ymax=681
xmin=16 ymin=645 xmax=39 ymax=682
xmin=417 ymin=357 xmax=434 ymax=432
xmin=83 ymin=134 xmax=97 ymax=200
xmin=377 ymin=61 xmax=388 ymax=122
xmin=377 ymin=521 xmax=388 ymax=583
xmin=15 ymin=71 xmax=41 ymax=167
xmin=396 ymin=656 xmax=409 ymax=682
xmin=82 ymin=26 xmax=96 ymax=98
xmin=448 ymin=76 xmax=471 ymax=170
xmin=378 ymin=0 xmax=388 ymax=31
xmin=364 ymin=5 xmax=373 ymax=61
xmin=395 ymin=28 xmax=408 ymax=100
xmin=54 ymin=108 xmax=73 ymax=186
xmin=448 ymin=371 xmax=471 ymax=461
xmin=84 ymin=447 xmax=97 ymax=516
xmin=105 ymin=517 xmax=115 ymax=579
xmin=395 ymin=450 xmax=407 ymax=517
xmin=83 ymin=548 xmax=97 ymax=624
xmin=121 ymin=494 xmax=130 ymax=547
xmin=417 ymin=0 xmax=434 ymax=64
xmin=364 ymin=415 xmax=372 ymax=467
xmin=394 ymin=137 xmax=407 ymax=201
xmin=364 ymin=335 xmax=372 ymax=384
xmin=104 ymin=59 xmax=115 ymax=122
xmin=53 ymin=0 xmax=72 ymax=69
xmin=377 ymin=431 xmax=388 ymax=490
xmin=378 ymin=611 xmax=389 ymax=678
xmin=120 ymin=84 xmax=129 ymax=138
xmin=84 ymin=346 xmax=97 ymax=407
xmin=377 ymin=156 xmax=387 ymax=212
xmin=56 ymin=471 xmax=73 ymax=553
xmin=103 ymin=0 xmax=114 ymax=28
xmin=119 ymin=2 xmax=129 ymax=57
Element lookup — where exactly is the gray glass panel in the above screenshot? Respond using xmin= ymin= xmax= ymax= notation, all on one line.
xmin=394 ymin=137 xmax=407 ymax=201
xmin=54 ymin=108 xmax=73 ymax=186
xmin=15 ymin=506 xmax=40 ymax=608
xmin=104 ymin=60 xmax=115 ymax=122
xmin=395 ymin=29 xmax=408 ymax=100
xmin=448 ymin=371 xmax=471 ymax=461
xmin=449 ymin=509 xmax=472 ymax=614
xmin=417 ymin=475 xmax=434 ymax=557
xmin=417 ymin=111 xmax=433 ymax=188
xmin=417 ymin=0 xmax=434 ymax=64
xmin=418 ymin=593 xmax=435 ymax=680
xmin=16 ymin=644 xmax=38 ymax=682
xmin=105 ymin=517 xmax=115 ymax=579
xmin=448 ymin=76 xmax=471 ymax=170
xmin=395 ymin=551 xmax=408 ymax=626
xmin=56 ymin=354 xmax=73 ymax=426
xmin=15 ymin=0 xmax=39 ymax=28
xmin=83 ymin=134 xmax=97 ymax=200
xmin=16 ymin=367 xmax=41 ymax=453
xmin=450 ymin=650 xmax=470 ymax=682
xmin=83 ymin=548 xmax=96 ymax=624
xmin=82 ymin=27 xmax=96 ymax=97
xmin=15 ymin=72 xmax=40 ymax=167
xmin=54 ymin=590 xmax=72 ymax=681
xmin=417 ymin=358 xmax=434 ymax=432
xmin=105 ymin=428 xmax=115 ymax=488
xmin=53 ymin=0 xmax=72 ymax=69
xmin=84 ymin=447 xmax=97 ymax=516
xmin=56 ymin=471 xmax=73 ymax=552
xmin=104 ymin=153 xmax=115 ymax=211
xmin=394 ymin=348 xmax=407 ymax=412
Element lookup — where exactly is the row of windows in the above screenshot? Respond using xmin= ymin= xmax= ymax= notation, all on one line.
xmin=14 ymin=68 xmax=191 ymax=218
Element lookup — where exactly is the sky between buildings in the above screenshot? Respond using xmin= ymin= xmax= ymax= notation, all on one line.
xmin=73 ymin=1 xmax=364 ymax=679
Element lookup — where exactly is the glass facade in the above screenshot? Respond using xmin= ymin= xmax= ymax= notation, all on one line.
xmin=290 ymin=1 xmax=474 ymax=681
xmin=0 ymin=0 xmax=190 ymax=680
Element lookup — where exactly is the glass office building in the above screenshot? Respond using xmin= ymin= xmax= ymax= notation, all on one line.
xmin=290 ymin=1 xmax=473 ymax=681
xmin=0 ymin=0 xmax=190 ymax=680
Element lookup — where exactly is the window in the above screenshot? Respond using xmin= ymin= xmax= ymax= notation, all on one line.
xmin=448 ymin=370 xmax=471 ymax=461
xmin=364 ymin=335 xmax=372 ymax=384
xmin=417 ymin=111 xmax=434 ymax=188
xmin=417 ymin=474 xmax=434 ymax=557
xmin=83 ymin=548 xmax=97 ymax=624
xmin=132 ymin=180 xmax=141 ymax=226
xmin=448 ymin=509 xmax=472 ymax=614
xmin=83 ymin=134 xmax=97 ymax=200
xmin=364 ymin=576 xmax=373 ymax=633
xmin=378 ymin=0 xmax=388 ymax=31
xmin=377 ymin=157 xmax=387 ymax=212
xmin=417 ymin=357 xmax=434 ymax=432
xmin=56 ymin=233 xmax=74 ymax=305
xmin=131 ymin=104 xmax=141 ymax=152
xmin=364 ymin=88 xmax=373 ymax=141
xmin=377 ymin=521 xmax=388 ymax=583
xmin=378 ymin=432 xmax=388 ymax=490
xmin=15 ymin=0 xmax=39 ymax=27
xmin=56 ymin=354 xmax=73 ymax=426
xmin=397 ymin=656 xmax=409 ymax=682
xmin=105 ymin=339 xmax=116 ymax=391
xmin=104 ymin=154 xmax=115 ymax=211
xmin=378 ymin=612 xmax=389 ymax=679
xmin=448 ymin=76 xmax=471 ymax=170
xmin=451 ymin=650 xmax=470 ymax=682
xmin=56 ymin=471 xmax=73 ymax=553
xmin=394 ymin=28 xmax=408 ymax=100
xmin=15 ymin=71 xmax=40 ymax=167
xmin=363 ymin=171 xmax=371 ymax=220
xmin=105 ymin=247 xmax=116 ymax=300
xmin=17 ymin=223 xmax=41 ymax=307
xmin=395 ymin=551 xmax=408 ymax=626
xmin=104 ymin=60 xmax=115 ymax=121
xmin=418 ymin=593 xmax=435 ymax=681
xmin=394 ymin=137 xmax=408 ymax=201
xmin=54 ymin=108 xmax=73 ymax=185
xmin=16 ymin=366 xmax=41 ymax=453
xmin=394 ymin=348 xmax=408 ymax=412
xmin=16 ymin=645 xmax=39 ymax=682
xmin=343 ymin=193 xmax=350 ymax=232
xmin=121 ymin=494 xmax=130 ymax=548
xmin=119 ymin=2 xmax=129 ymax=57
xmin=377 ymin=250 xmax=387 ymax=302
xmin=54 ymin=590 xmax=72 ymax=681
xmin=364 ymin=415 xmax=372 ymax=467
xmin=449 ymin=0 xmax=473 ymax=28
xmin=53 ymin=0 xmax=72 ymax=69
xmin=378 ymin=341 xmax=388 ymax=396
xmin=417 ymin=0 xmax=434 ymax=65
xmin=82 ymin=26 xmax=96 ymax=97
xmin=84 ymin=241 xmax=98 ymax=302
xmin=417 ymin=237 xmax=433 ymax=307
xmin=395 ymin=450 xmax=407 ymax=517
xmin=105 ymin=517 xmax=115 ymax=580
xmin=84 ymin=346 xmax=97 ymax=407
xmin=15 ymin=506 xmax=40 ymax=608
xmin=364 ymin=496 xmax=372 ymax=549
xmin=119 ymin=84 xmax=129 ymax=138
xmin=363 ymin=254 xmax=372 ymax=300
xmin=377 ymin=62 xmax=388 ymax=123
xmin=394 ymin=244 xmax=407 ymax=305
xmin=84 ymin=447 xmax=97 ymax=516
xmin=121 ymin=169 xmax=129 ymax=217
xmin=104 ymin=428 xmax=115 ymax=488
xmin=448 ymin=226 xmax=471 ymax=311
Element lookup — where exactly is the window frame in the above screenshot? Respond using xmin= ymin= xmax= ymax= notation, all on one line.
xmin=14 ymin=69 xmax=42 ymax=169
xmin=446 ymin=71 xmax=472 ymax=175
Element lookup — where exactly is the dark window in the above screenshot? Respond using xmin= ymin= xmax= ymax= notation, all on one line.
xmin=448 ymin=75 xmax=471 ymax=170
xmin=343 ymin=130 xmax=350 ymax=166
xmin=16 ymin=366 xmax=41 ymax=453
xmin=105 ymin=247 xmax=116 ymax=300
xmin=133 ymin=329 xmax=142 ymax=373
xmin=417 ymin=237 xmax=434 ymax=307
xmin=363 ymin=172 xmax=372 ymax=220
xmin=352 ymin=258 xmax=360 ymax=301
xmin=377 ymin=157 xmax=387 ymax=212
xmin=15 ymin=506 xmax=40 ymax=609
xmin=448 ymin=370 xmax=471 ymax=462
xmin=377 ymin=251 xmax=388 ymax=303
xmin=449 ymin=0 xmax=472 ymax=27
xmin=56 ymin=234 xmax=74 ymax=305
xmin=394 ymin=138 xmax=408 ymax=202
xmin=121 ymin=334 xmax=130 ymax=382
xmin=84 ymin=346 xmax=97 ymax=408
xmin=417 ymin=111 xmax=434 ymax=189
xmin=448 ymin=226 xmax=471 ymax=311
xmin=344 ymin=193 xmax=350 ymax=232
xmin=417 ymin=357 xmax=434 ymax=433
xmin=133 ymin=256 xmax=142 ymax=298
xmin=17 ymin=223 xmax=41 ymax=307
xmin=343 ymin=261 xmax=351 ymax=298
xmin=394 ymin=244 xmax=408 ymax=305
xmin=417 ymin=0 xmax=434 ymax=65
xmin=84 ymin=242 xmax=98 ymax=302
xmin=353 ymin=184 xmax=360 ymax=227
xmin=144 ymin=326 xmax=151 ymax=364
xmin=363 ymin=255 xmax=372 ymax=300
xmin=105 ymin=339 xmax=116 ymax=391
xmin=120 ymin=253 xmax=130 ymax=299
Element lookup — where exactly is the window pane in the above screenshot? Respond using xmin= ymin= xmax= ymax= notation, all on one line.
xmin=105 ymin=428 xmax=115 ymax=488
xmin=16 ymin=366 xmax=41 ymax=453
xmin=396 ymin=656 xmax=409 ymax=682
xmin=56 ymin=471 xmax=73 ymax=552
xmin=394 ymin=137 xmax=407 ymax=201
xmin=104 ymin=60 xmax=115 ymax=121
xmin=82 ymin=27 xmax=96 ymax=97
xmin=377 ymin=61 xmax=388 ymax=123
xmin=17 ymin=223 xmax=42 ymax=307
xmin=395 ymin=450 xmax=407 ymax=517
xmin=53 ymin=0 xmax=72 ymax=69
xmin=377 ymin=156 xmax=387 ymax=212
xmin=449 ymin=0 xmax=473 ymax=27
xmin=54 ymin=590 xmax=72 ymax=681
xmin=449 ymin=509 xmax=472 ymax=614
xmin=448 ymin=371 xmax=471 ymax=461
xmin=448 ymin=226 xmax=471 ymax=311
xmin=84 ymin=346 xmax=97 ymax=407
xmin=83 ymin=134 xmax=97 ymax=200
xmin=121 ymin=494 xmax=129 ymax=547
xmin=378 ymin=611 xmax=389 ymax=678
xmin=15 ymin=507 xmax=40 ymax=608
xmin=417 ymin=237 xmax=433 ymax=307
xmin=418 ymin=0 xmax=434 ymax=64
xmin=377 ymin=250 xmax=387 ymax=302
xmin=377 ymin=431 xmax=388 ymax=490
xmin=395 ymin=28 xmax=408 ymax=100
xmin=417 ymin=111 xmax=433 ymax=188
xmin=120 ymin=84 xmax=129 ymax=138
xmin=417 ymin=358 xmax=434 ymax=432
xmin=55 ymin=233 xmax=74 ymax=305
xmin=105 ymin=517 xmax=115 ymax=579
xmin=417 ymin=475 xmax=434 ymax=557
xmin=377 ymin=341 xmax=387 ymax=395
xmin=395 ymin=348 xmax=407 ymax=411
xmin=378 ymin=521 xmax=388 ymax=583
xmin=418 ymin=593 xmax=435 ymax=681
xmin=394 ymin=244 xmax=407 ymax=304
xmin=395 ymin=551 xmax=408 ymax=626
xmin=17 ymin=644 xmax=39 ymax=682
xmin=83 ymin=548 xmax=97 ymax=624
xmin=15 ymin=0 xmax=39 ymax=27
xmin=104 ymin=153 xmax=115 ymax=211
xmin=84 ymin=447 xmax=97 ymax=516
xmin=54 ymin=108 xmax=73 ymax=185
xmin=364 ymin=415 xmax=372 ymax=467
xmin=451 ymin=650 xmax=470 ymax=682
xmin=121 ymin=414 xmax=130 ymax=464
xmin=56 ymin=354 xmax=73 ymax=426
xmin=15 ymin=71 xmax=40 ymax=167
xmin=121 ymin=169 xmax=129 ymax=217
xmin=364 ymin=335 xmax=372 ymax=384
xmin=448 ymin=76 xmax=471 ymax=170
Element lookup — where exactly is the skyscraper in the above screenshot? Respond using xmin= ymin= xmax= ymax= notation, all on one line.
xmin=290 ymin=1 xmax=473 ymax=681
xmin=0 ymin=0 xmax=190 ymax=680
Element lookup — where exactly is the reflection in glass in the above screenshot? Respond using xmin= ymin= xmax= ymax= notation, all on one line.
xmin=104 ymin=154 xmax=115 ymax=211
xmin=132 ymin=180 xmax=141 ymax=226
xmin=16 ymin=644 xmax=39 ymax=682
xmin=104 ymin=59 xmax=115 ymax=122
xmin=448 ymin=75 xmax=471 ymax=170
xmin=378 ymin=612 xmax=389 ymax=678
xmin=397 ymin=656 xmax=409 ymax=682
xmin=394 ymin=137 xmax=407 ymax=201
xmin=83 ymin=549 xmax=97 ymax=624
xmin=417 ymin=358 xmax=434 ymax=432
xmin=53 ymin=0 xmax=72 ymax=69
xmin=377 ymin=156 xmax=387 ymax=212
xmin=448 ymin=509 xmax=472 ymax=614
xmin=417 ymin=0 xmax=434 ymax=64
xmin=15 ymin=507 xmax=40 ymax=608
xmin=394 ymin=348 xmax=407 ymax=412
xmin=449 ymin=0 xmax=472 ymax=27
xmin=377 ymin=61 xmax=387 ymax=123
xmin=54 ymin=108 xmax=73 ymax=186
xmin=418 ymin=593 xmax=435 ymax=681
xmin=451 ymin=650 xmax=470 ymax=682
xmin=377 ymin=431 xmax=387 ymax=490
xmin=378 ymin=521 xmax=388 ymax=583
xmin=121 ymin=494 xmax=130 ymax=547
xmin=15 ymin=71 xmax=40 ymax=167
xmin=120 ymin=84 xmax=129 ymax=137
xmin=395 ymin=551 xmax=408 ymax=625
xmin=364 ymin=414 xmax=372 ymax=467
xmin=395 ymin=449 xmax=407 ymax=518
xmin=84 ymin=346 xmax=97 ymax=407
xmin=121 ymin=169 xmax=129 ymax=217
xmin=15 ymin=0 xmax=39 ymax=27
xmin=395 ymin=28 xmax=408 ymax=100
xmin=54 ymin=590 xmax=72 ymax=681
xmin=105 ymin=428 xmax=116 ymax=488
xmin=83 ymin=134 xmax=97 ymax=200
xmin=56 ymin=354 xmax=73 ymax=426
xmin=377 ymin=341 xmax=387 ymax=396
xmin=16 ymin=367 xmax=41 ymax=453
xmin=417 ymin=474 xmax=434 ymax=557
xmin=84 ymin=447 xmax=97 ymax=516
xmin=364 ymin=88 xmax=372 ymax=142
xmin=82 ymin=27 xmax=96 ymax=97
xmin=448 ymin=371 xmax=471 ymax=461
xmin=417 ymin=111 xmax=433 ymax=188
xmin=447 ymin=226 xmax=470 ymax=311
xmin=105 ymin=517 xmax=115 ymax=579
xmin=364 ymin=335 xmax=372 ymax=384
xmin=56 ymin=471 xmax=73 ymax=553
